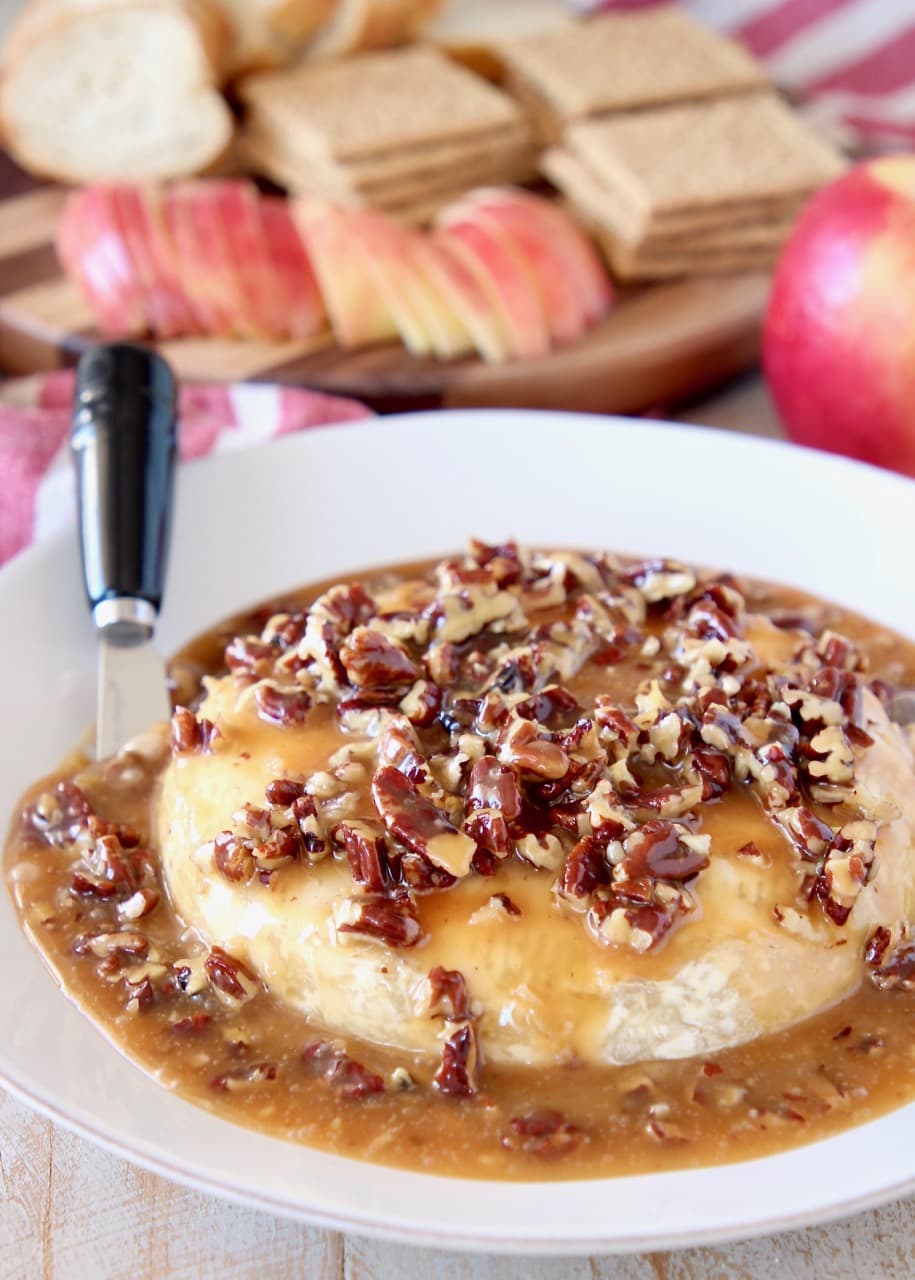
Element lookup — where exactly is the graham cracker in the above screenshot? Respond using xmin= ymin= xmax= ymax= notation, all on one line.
xmin=242 ymin=124 xmax=536 ymax=206
xmin=565 ymin=94 xmax=845 ymax=225
xmin=242 ymin=118 xmax=535 ymax=199
xmin=238 ymin=45 xmax=525 ymax=163
xmin=542 ymin=145 xmax=806 ymax=243
xmin=498 ymin=6 xmax=766 ymax=124
xmin=599 ymin=236 xmax=779 ymax=282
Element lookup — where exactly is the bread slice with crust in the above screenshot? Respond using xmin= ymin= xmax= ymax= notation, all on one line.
xmin=212 ymin=0 xmax=337 ymax=75
xmin=0 ymin=2 xmax=234 ymax=182
xmin=305 ymin=0 xmax=442 ymax=59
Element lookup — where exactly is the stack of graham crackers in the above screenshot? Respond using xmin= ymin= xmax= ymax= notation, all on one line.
xmin=238 ymin=45 xmax=536 ymax=225
xmin=498 ymin=7 xmax=846 ymax=282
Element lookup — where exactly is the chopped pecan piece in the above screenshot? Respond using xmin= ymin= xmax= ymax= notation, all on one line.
xmin=264 ymin=776 xmax=307 ymax=806
xmin=204 ymin=946 xmax=259 ymax=1003
xmin=333 ymin=819 xmax=389 ymax=892
xmin=335 ymin=891 xmax=422 ymax=947
xmin=372 ymin=766 xmax=476 ymax=878
xmin=432 ymin=1021 xmax=480 ymax=1097
xmin=301 ymin=1040 xmax=385 ymax=1099
xmin=427 ymin=966 xmax=470 ymax=1020
xmin=516 ymin=686 xmax=582 ymax=729
xmin=171 ymin=706 xmax=218 ymax=755
xmin=213 ymin=831 xmax=256 ymax=883
xmin=225 ymin=636 xmax=274 ymax=677
xmin=463 ymin=756 xmax=521 ymax=857
xmin=559 ymin=835 xmax=608 ymax=899
xmin=254 ymin=684 xmax=312 ymax=726
xmin=23 ymin=780 xmax=93 ymax=848
xmin=501 ymin=1109 xmax=585 ymax=1158
xmin=692 ymin=749 xmax=732 ymax=801
xmin=210 ymin=1062 xmax=277 ymax=1092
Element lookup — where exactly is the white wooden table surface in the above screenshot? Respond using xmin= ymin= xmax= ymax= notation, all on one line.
xmin=3 ymin=374 xmax=915 ymax=1277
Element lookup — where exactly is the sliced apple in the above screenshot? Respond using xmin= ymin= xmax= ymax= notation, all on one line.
xmin=108 ymin=184 xmax=195 ymax=339
xmin=135 ymin=185 xmax=202 ymax=337
xmin=210 ymin=180 xmax=288 ymax=339
xmin=162 ymin=185 xmax=235 ymax=336
xmin=435 ymin=214 xmax=551 ymax=360
xmin=457 ymin=187 xmax=614 ymax=326
xmin=446 ymin=194 xmax=588 ymax=345
xmin=401 ymin=235 xmax=474 ymax=361
xmin=56 ymin=187 xmax=146 ymax=337
xmin=292 ymin=197 xmax=397 ymax=349
xmin=259 ymin=197 xmax=326 ymax=340
xmin=174 ymin=182 xmax=264 ymax=338
xmin=414 ymin=232 xmax=509 ymax=363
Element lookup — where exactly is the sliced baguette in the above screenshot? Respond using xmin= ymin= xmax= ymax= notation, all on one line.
xmin=0 ymin=3 xmax=234 ymax=182
xmin=306 ymin=0 xmax=442 ymax=59
xmin=211 ymin=0 xmax=337 ymax=75
xmin=1 ymin=0 xmax=232 ymax=78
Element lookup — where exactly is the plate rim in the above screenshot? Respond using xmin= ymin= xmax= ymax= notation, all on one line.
xmin=4 ymin=406 xmax=915 ymax=1254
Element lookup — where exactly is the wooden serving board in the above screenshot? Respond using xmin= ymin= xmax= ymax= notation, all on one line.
xmin=0 ymin=157 xmax=770 ymax=413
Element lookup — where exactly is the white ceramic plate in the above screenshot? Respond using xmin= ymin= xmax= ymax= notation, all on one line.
xmin=2 ymin=410 xmax=914 ymax=1254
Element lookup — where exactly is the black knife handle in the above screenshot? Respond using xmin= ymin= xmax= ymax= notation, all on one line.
xmin=71 ymin=343 xmax=178 ymax=633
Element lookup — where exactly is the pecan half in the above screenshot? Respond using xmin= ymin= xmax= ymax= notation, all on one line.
xmin=204 ymin=946 xmax=259 ymax=1003
xmin=371 ymin=766 xmax=476 ymax=878
xmin=340 ymin=627 xmax=420 ymax=689
xmin=620 ymin=821 xmax=710 ymax=882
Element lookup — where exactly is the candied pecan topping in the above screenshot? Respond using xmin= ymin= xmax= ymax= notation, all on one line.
xmin=70 ymin=831 xmax=157 ymax=902
xmin=501 ymin=1109 xmax=585 ymax=1158
xmin=336 ymin=891 xmax=422 ymax=947
xmin=433 ymin=1021 xmax=479 ymax=1097
xmin=264 ymin=776 xmax=307 ymax=806
xmin=333 ymin=819 xmax=389 ymax=892
xmin=171 ymin=1013 xmax=211 ymax=1035
xmin=377 ymin=716 xmax=429 ymax=783
xmin=427 ymin=966 xmax=470 ymax=1020
xmin=463 ymin=756 xmax=521 ymax=857
xmin=23 ymin=780 xmax=93 ymax=847
xmin=560 ymin=835 xmax=608 ymax=899
xmin=204 ymin=946 xmax=259 ymax=1003
xmin=692 ymin=749 xmax=732 ymax=801
xmin=398 ymin=851 xmax=457 ymax=890
xmin=516 ymin=686 xmax=582 ymax=729
xmin=371 ymin=766 xmax=476 ymax=877
xmin=254 ymin=684 xmax=312 ymax=726
xmin=171 ymin=706 xmax=218 ymax=755
xmin=302 ymin=1040 xmax=385 ymax=1099
xmin=867 ymin=931 xmax=915 ymax=991
xmin=466 ymin=756 xmax=522 ymax=819
xmin=211 ymin=1062 xmax=277 ymax=1092
xmin=339 ymin=627 xmax=420 ymax=689
xmin=213 ymin=831 xmax=256 ymax=883
xmin=620 ymin=822 xmax=709 ymax=882
xmin=225 ymin=636 xmax=274 ymax=677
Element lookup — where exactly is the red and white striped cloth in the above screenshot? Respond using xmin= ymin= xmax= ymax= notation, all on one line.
xmin=591 ymin=0 xmax=915 ymax=150
xmin=0 ymin=370 xmax=372 ymax=570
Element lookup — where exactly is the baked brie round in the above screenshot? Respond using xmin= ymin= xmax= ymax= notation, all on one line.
xmin=156 ymin=544 xmax=915 ymax=1072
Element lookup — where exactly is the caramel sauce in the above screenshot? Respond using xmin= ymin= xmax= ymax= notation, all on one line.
xmin=6 ymin=556 xmax=915 ymax=1180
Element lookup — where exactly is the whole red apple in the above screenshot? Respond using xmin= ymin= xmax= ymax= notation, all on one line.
xmin=763 ymin=156 xmax=915 ymax=475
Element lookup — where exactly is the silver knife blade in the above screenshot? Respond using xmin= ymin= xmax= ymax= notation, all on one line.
xmin=96 ymin=634 xmax=170 ymax=759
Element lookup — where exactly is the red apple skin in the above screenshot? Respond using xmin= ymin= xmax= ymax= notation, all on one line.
xmin=763 ymin=157 xmax=915 ymax=476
